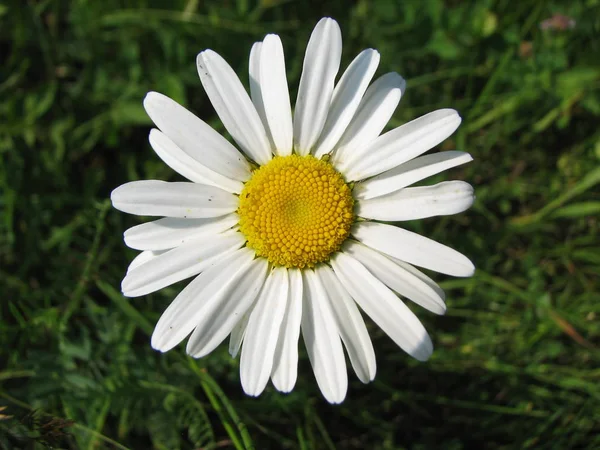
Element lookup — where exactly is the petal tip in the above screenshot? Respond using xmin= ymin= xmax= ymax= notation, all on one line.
xmin=272 ymin=381 xmax=295 ymax=394
xmin=148 ymin=127 xmax=159 ymax=141
xmin=197 ymin=48 xmax=215 ymax=58
xmin=263 ymin=33 xmax=282 ymax=44
xmin=143 ymin=90 xmax=163 ymax=105
xmin=460 ymin=258 xmax=476 ymax=277
xmin=445 ymin=108 xmax=462 ymax=124
xmin=319 ymin=17 xmax=338 ymax=26
xmin=381 ymin=72 xmax=407 ymax=93
xmin=151 ymin=329 xmax=180 ymax=353
xmin=143 ymin=91 xmax=157 ymax=105
xmin=314 ymin=17 xmax=342 ymax=42
xmin=272 ymin=371 xmax=296 ymax=393
xmin=412 ymin=336 xmax=434 ymax=362
xmin=110 ymin=184 xmax=124 ymax=201
xmin=324 ymin=391 xmax=347 ymax=405
xmin=185 ymin=346 xmax=206 ymax=359
xmin=196 ymin=50 xmax=215 ymax=69
xmin=436 ymin=302 xmax=448 ymax=315
xmin=241 ymin=382 xmax=264 ymax=398
xmin=150 ymin=334 xmax=164 ymax=351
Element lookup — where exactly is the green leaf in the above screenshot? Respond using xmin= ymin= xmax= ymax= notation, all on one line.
xmin=552 ymin=202 xmax=600 ymax=218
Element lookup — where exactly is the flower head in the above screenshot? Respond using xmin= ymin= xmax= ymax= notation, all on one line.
xmin=111 ymin=17 xmax=475 ymax=403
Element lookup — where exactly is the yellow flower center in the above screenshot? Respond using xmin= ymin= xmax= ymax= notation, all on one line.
xmin=238 ymin=155 xmax=354 ymax=268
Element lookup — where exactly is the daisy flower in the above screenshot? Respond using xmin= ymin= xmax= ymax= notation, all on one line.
xmin=111 ymin=17 xmax=475 ymax=403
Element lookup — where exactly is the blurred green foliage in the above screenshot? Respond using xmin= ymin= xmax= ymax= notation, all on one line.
xmin=1 ymin=0 xmax=599 ymax=448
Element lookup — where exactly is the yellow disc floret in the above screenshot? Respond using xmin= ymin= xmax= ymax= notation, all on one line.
xmin=238 ymin=155 xmax=354 ymax=268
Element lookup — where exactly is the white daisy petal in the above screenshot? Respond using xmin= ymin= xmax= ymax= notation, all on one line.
xmin=331 ymin=252 xmax=433 ymax=361
xmin=143 ymin=92 xmax=250 ymax=182
xmin=197 ymin=50 xmax=272 ymax=165
xmin=355 ymin=151 xmax=473 ymax=200
xmin=271 ymin=268 xmax=303 ymax=393
xmin=293 ymin=17 xmax=342 ymax=155
xmin=343 ymin=240 xmax=446 ymax=315
xmin=384 ymin=255 xmax=447 ymax=302
xmin=229 ymin=310 xmax=251 ymax=358
xmin=301 ymin=269 xmax=347 ymax=404
xmin=121 ymin=231 xmax=244 ymax=297
xmin=110 ymin=180 xmax=238 ymax=218
xmin=148 ymin=129 xmax=243 ymax=194
xmin=313 ymin=49 xmax=381 ymax=158
xmin=248 ymin=42 xmax=272 ymax=149
xmin=240 ymin=268 xmax=289 ymax=397
xmin=343 ymin=109 xmax=462 ymax=182
xmin=151 ymin=248 xmax=251 ymax=352
xmin=260 ymin=34 xmax=293 ymax=156
xmin=332 ymin=72 xmax=405 ymax=171
xmin=124 ymin=214 xmax=238 ymax=251
xmin=352 ymin=221 xmax=475 ymax=277
xmin=357 ymin=181 xmax=475 ymax=221
xmin=316 ymin=264 xmax=376 ymax=383
xmin=186 ymin=257 xmax=269 ymax=358
xmin=126 ymin=250 xmax=167 ymax=274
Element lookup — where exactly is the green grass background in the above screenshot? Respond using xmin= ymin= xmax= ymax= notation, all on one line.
xmin=1 ymin=0 xmax=599 ymax=448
